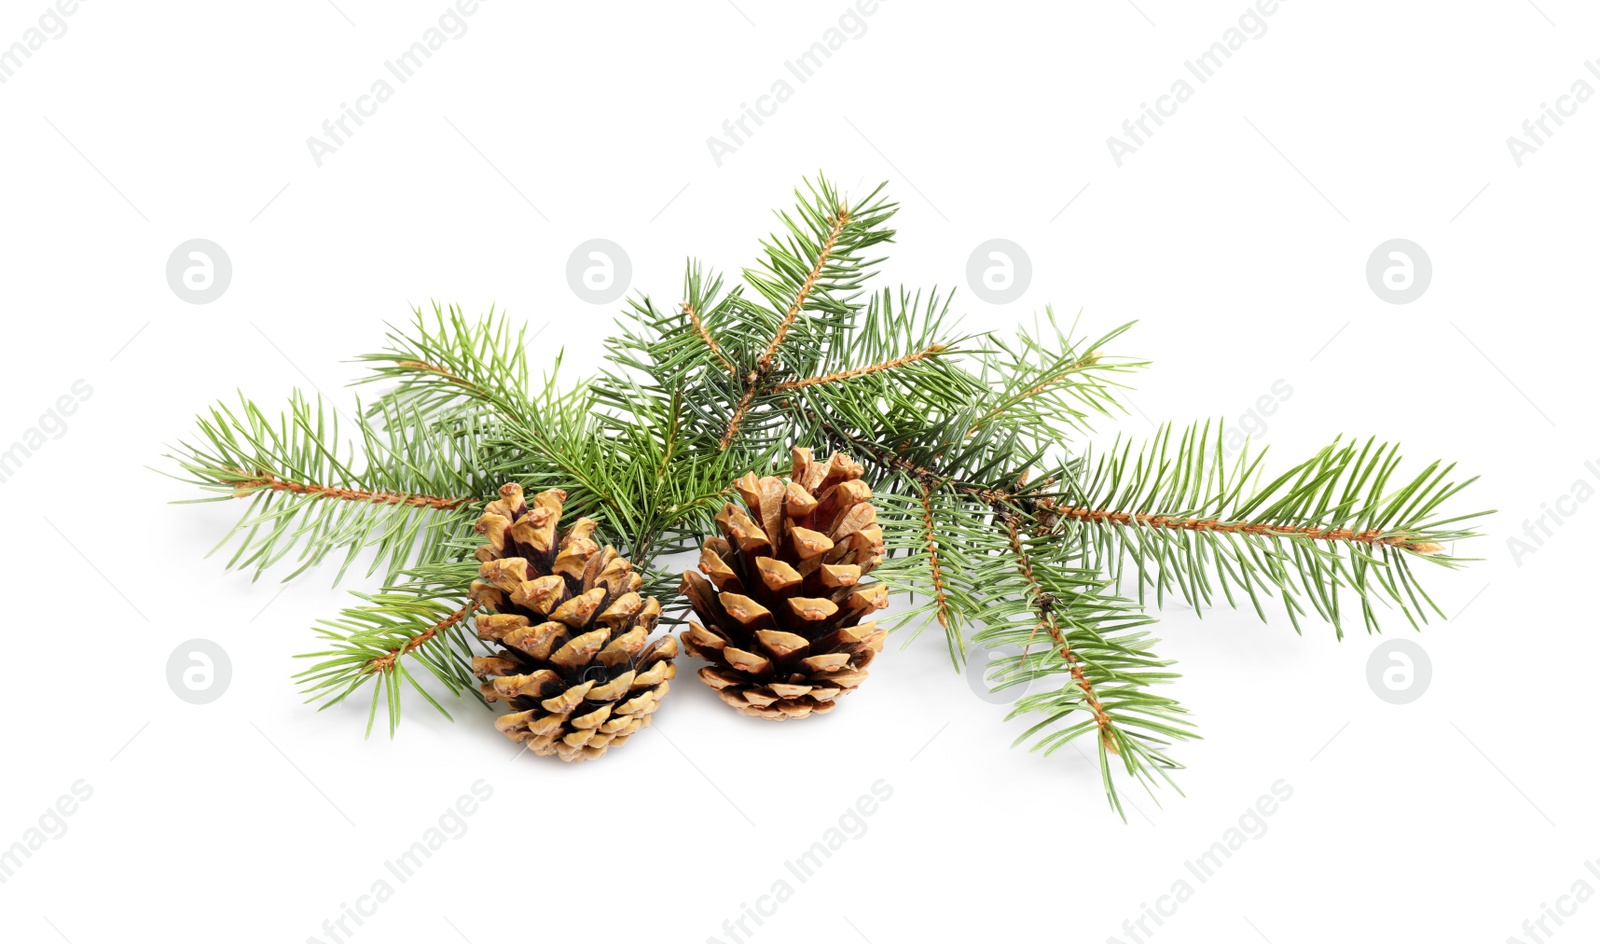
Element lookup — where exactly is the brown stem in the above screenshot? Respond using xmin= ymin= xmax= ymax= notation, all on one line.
xmin=757 ymin=204 xmax=850 ymax=373
xmin=969 ymin=351 xmax=1101 ymax=434
xmin=394 ymin=359 xmax=480 ymax=393
xmin=228 ymin=471 xmax=469 ymax=511
xmin=917 ymin=482 xmax=953 ymax=629
xmin=773 ymin=344 xmax=946 ymax=391
xmin=1053 ymin=505 xmax=1442 ymax=553
xmin=683 ymin=303 xmax=735 ymax=375
xmin=720 ymin=203 xmax=852 ymax=450
xmin=718 ymin=388 xmax=759 ymax=451
xmin=364 ymin=604 xmax=474 ymax=674
xmin=1003 ymin=516 xmax=1118 ymax=754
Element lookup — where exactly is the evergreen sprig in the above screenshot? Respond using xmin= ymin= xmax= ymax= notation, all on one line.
xmin=1063 ymin=422 xmax=1488 ymax=637
xmin=294 ymin=561 xmax=485 ymax=736
xmin=354 ymin=302 xmax=535 ymax=428
xmin=167 ymin=174 xmax=1490 ymax=816
xmin=164 ymin=390 xmax=486 ymax=584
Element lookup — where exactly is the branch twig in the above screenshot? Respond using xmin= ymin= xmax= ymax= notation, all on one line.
xmin=917 ymin=482 xmax=953 ymax=629
xmin=774 ymin=344 xmax=945 ymax=391
xmin=363 ymin=604 xmax=474 ymax=674
xmin=757 ymin=204 xmax=850 ymax=373
xmin=1003 ymin=516 xmax=1117 ymax=754
xmin=228 ymin=470 xmax=470 ymax=511
xmin=1055 ymin=506 xmax=1443 ymax=553
xmin=720 ymin=203 xmax=851 ymax=450
xmin=969 ymin=351 xmax=1101 ymax=434
xmin=683 ymin=302 xmax=735 ymax=375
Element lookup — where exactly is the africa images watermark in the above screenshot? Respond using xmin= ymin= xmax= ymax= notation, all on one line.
xmin=0 ymin=0 xmax=85 ymax=87
xmin=706 ymin=0 xmax=887 ymax=167
xmin=1106 ymin=0 xmax=1288 ymax=167
xmin=306 ymin=780 xmax=494 ymax=944
xmin=0 ymin=779 xmax=94 ymax=886
xmin=1506 ymin=859 xmax=1600 ymax=943
xmin=1506 ymin=458 xmax=1600 ymax=567
xmin=1223 ymin=378 xmax=1293 ymax=457
xmin=707 ymin=779 xmax=894 ymax=944
xmin=1506 ymin=60 xmax=1600 ymax=168
xmin=0 ymin=379 xmax=94 ymax=486
xmin=306 ymin=0 xmax=488 ymax=167
xmin=1107 ymin=780 xmax=1295 ymax=943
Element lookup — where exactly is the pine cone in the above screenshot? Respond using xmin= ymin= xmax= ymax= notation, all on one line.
xmin=469 ymin=484 xmax=676 ymax=762
xmin=680 ymin=448 xmax=889 ymax=720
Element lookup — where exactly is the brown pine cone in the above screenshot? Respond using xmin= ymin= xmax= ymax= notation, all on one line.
xmin=680 ymin=448 xmax=889 ymax=720
xmin=469 ymin=484 xmax=676 ymax=762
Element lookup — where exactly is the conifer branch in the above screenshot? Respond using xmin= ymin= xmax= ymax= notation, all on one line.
xmin=684 ymin=301 xmax=736 ymax=374
xmin=969 ymin=315 xmax=1144 ymax=444
xmin=167 ymin=390 xmax=487 ymax=583
xmin=168 ymin=173 xmax=1489 ymax=814
xmin=758 ymin=202 xmax=849 ymax=373
xmin=970 ymin=349 xmax=1103 ymax=434
xmin=1002 ymin=514 xmax=1115 ymax=753
xmin=296 ymin=562 xmax=485 ymax=737
xmin=393 ymin=359 xmax=482 ymax=395
xmin=718 ymin=204 xmax=847 ymax=449
xmin=355 ymin=303 xmax=535 ymax=428
xmin=362 ymin=602 xmax=474 ymax=675
xmin=228 ymin=470 xmax=469 ymax=511
xmin=720 ymin=387 xmax=759 ymax=450
xmin=916 ymin=482 xmax=955 ymax=631
xmin=1061 ymin=421 xmax=1489 ymax=637
xmin=1046 ymin=504 xmax=1445 ymax=553
xmin=775 ymin=343 xmax=947 ymax=391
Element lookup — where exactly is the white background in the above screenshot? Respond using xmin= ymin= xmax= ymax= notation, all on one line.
xmin=1 ymin=2 xmax=1594 ymax=942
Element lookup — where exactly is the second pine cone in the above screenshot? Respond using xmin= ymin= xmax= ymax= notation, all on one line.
xmin=680 ymin=448 xmax=889 ymax=720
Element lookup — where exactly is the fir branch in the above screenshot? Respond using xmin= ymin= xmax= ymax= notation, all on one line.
xmin=880 ymin=489 xmax=1194 ymax=818
xmin=914 ymin=481 xmax=956 ymax=634
xmin=295 ymin=561 xmax=484 ymax=737
xmin=227 ymin=471 xmax=468 ymax=511
xmin=167 ymin=173 xmax=1492 ymax=815
xmin=774 ymin=343 xmax=947 ymax=390
xmin=1001 ymin=514 xmax=1115 ymax=753
xmin=684 ymin=301 xmax=735 ymax=375
xmin=974 ymin=516 xmax=1194 ymax=819
xmin=873 ymin=478 xmax=1015 ymax=664
xmin=491 ymin=377 xmax=752 ymax=601
xmin=1062 ymin=421 xmax=1490 ymax=637
xmin=166 ymin=390 xmax=487 ymax=583
xmin=711 ymin=178 xmax=900 ymax=449
xmin=756 ymin=198 xmax=850 ymax=373
xmin=361 ymin=602 xmax=474 ymax=675
xmin=354 ymin=302 xmax=535 ymax=428
xmin=969 ymin=314 xmax=1144 ymax=441
xmin=720 ymin=387 xmax=760 ymax=450
xmin=1048 ymin=504 xmax=1445 ymax=552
